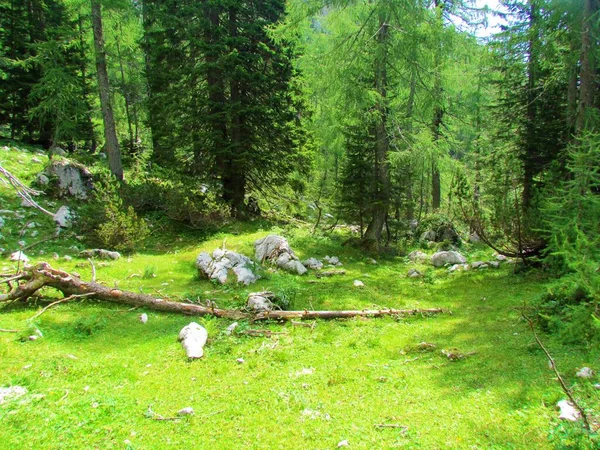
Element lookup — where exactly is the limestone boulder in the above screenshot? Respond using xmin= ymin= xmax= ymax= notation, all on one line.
xmin=196 ymin=249 xmax=259 ymax=285
xmin=431 ymin=251 xmax=466 ymax=267
xmin=42 ymin=160 xmax=93 ymax=199
xmin=254 ymin=235 xmax=307 ymax=275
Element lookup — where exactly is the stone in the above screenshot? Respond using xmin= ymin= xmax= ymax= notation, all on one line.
xmin=496 ymin=254 xmax=508 ymax=261
xmin=196 ymin=249 xmax=259 ymax=285
xmin=178 ymin=323 xmax=208 ymax=359
xmin=139 ymin=313 xmax=148 ymax=324
xmin=21 ymin=198 xmax=35 ymax=208
xmin=576 ymin=367 xmax=594 ymax=378
xmin=407 ymin=268 xmax=423 ymax=278
xmin=366 ymin=258 xmax=377 ymax=265
xmin=302 ymin=257 xmax=323 ymax=270
xmin=79 ymin=249 xmax=121 ymax=260
xmin=31 ymin=157 xmax=42 ymax=164
xmin=247 ymin=292 xmax=275 ymax=312
xmin=353 ymin=280 xmax=364 ymax=287
xmin=52 ymin=253 xmax=59 ymax=260
xmin=471 ymin=261 xmax=485 ymax=269
xmin=225 ymin=322 xmax=238 ymax=335
xmin=408 ymin=250 xmax=428 ymax=263
xmin=488 ymin=261 xmax=500 ymax=269
xmin=177 ymin=407 xmax=194 ymax=416
xmin=431 ymin=251 xmax=467 ymax=267
xmin=557 ymin=400 xmax=580 ymax=422
xmin=50 ymin=146 xmax=67 ymax=157
xmin=42 ymin=160 xmax=94 ymax=199
xmin=63 ymin=255 xmax=72 ymax=261
xmin=468 ymin=232 xmax=481 ymax=244
xmin=448 ymin=263 xmax=469 ymax=273
xmin=37 ymin=174 xmax=50 ymax=186
xmin=0 ymin=217 xmax=3 ymax=228
xmin=323 ymin=255 xmax=341 ymax=266
xmin=0 ymin=386 xmax=28 ymax=405
xmin=255 ymin=235 xmax=307 ymax=275
xmin=54 ymin=206 xmax=73 ymax=228
xmin=9 ymin=251 xmax=28 ymax=263
xmin=420 ymin=230 xmax=437 ymax=242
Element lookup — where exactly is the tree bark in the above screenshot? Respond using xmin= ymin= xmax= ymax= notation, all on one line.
xmin=363 ymin=12 xmax=391 ymax=245
xmin=91 ymin=0 xmax=123 ymax=181
xmin=431 ymin=0 xmax=444 ymax=211
xmin=1 ymin=263 xmax=445 ymax=321
xmin=576 ymin=0 xmax=598 ymax=133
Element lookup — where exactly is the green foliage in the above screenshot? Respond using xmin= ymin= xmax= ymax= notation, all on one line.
xmin=72 ymin=314 xmax=107 ymax=337
xmin=534 ymin=279 xmax=599 ymax=346
xmin=548 ymin=423 xmax=600 ymax=450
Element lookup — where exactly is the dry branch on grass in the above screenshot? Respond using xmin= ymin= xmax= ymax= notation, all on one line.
xmin=0 ymin=263 xmax=446 ymax=322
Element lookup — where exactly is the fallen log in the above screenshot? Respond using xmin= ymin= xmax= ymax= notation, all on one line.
xmin=1 ymin=263 xmax=446 ymax=321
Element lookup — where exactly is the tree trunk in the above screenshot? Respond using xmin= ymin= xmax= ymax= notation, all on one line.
xmin=115 ymin=22 xmax=134 ymax=153
xmin=78 ymin=12 xmax=97 ymax=153
xmin=431 ymin=0 xmax=444 ymax=211
xmin=91 ymin=0 xmax=123 ymax=181
xmin=1 ymin=263 xmax=445 ymax=321
xmin=363 ymin=12 xmax=391 ymax=245
xmin=523 ymin=0 xmax=538 ymax=209
xmin=576 ymin=0 xmax=598 ymax=133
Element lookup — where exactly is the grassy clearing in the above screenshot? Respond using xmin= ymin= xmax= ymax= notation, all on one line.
xmin=1 ymin=144 xmax=598 ymax=449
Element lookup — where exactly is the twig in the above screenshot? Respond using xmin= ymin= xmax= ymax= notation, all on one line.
xmin=522 ymin=312 xmax=591 ymax=431
xmin=22 ymin=237 xmax=54 ymax=252
xmin=88 ymin=258 xmax=96 ymax=283
xmin=242 ymin=329 xmax=287 ymax=337
xmin=151 ymin=416 xmax=181 ymax=421
xmin=59 ymin=390 xmax=69 ymax=402
xmin=29 ymin=293 xmax=95 ymax=322
xmin=0 ymin=164 xmax=55 ymax=217
xmin=1 ymin=274 xmax=25 ymax=284
xmin=0 ymin=328 xmax=20 ymax=333
xmin=291 ymin=320 xmax=316 ymax=330
xmin=375 ymin=424 xmax=408 ymax=430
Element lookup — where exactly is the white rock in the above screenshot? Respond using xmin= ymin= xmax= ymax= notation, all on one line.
xmin=79 ymin=249 xmax=121 ymax=260
xmin=236 ymin=358 xmax=245 ymax=364
xmin=408 ymin=250 xmax=428 ymax=263
xmin=177 ymin=407 xmax=194 ymax=416
xmin=302 ymin=257 xmax=323 ymax=270
xmin=21 ymin=198 xmax=34 ymax=207
xmin=17 ymin=240 xmax=26 ymax=247
xmin=63 ymin=255 xmax=72 ymax=261
xmin=431 ymin=251 xmax=466 ymax=267
xmin=420 ymin=230 xmax=437 ymax=242
xmin=32 ymin=157 xmax=42 ymax=163
xmin=196 ymin=250 xmax=259 ymax=285
xmin=366 ymin=258 xmax=377 ymax=265
xmin=225 ymin=322 xmax=238 ymax=335
xmin=54 ymin=206 xmax=73 ymax=228
xmin=9 ymin=251 xmax=28 ymax=263
xmin=496 ymin=254 xmax=508 ymax=261
xmin=576 ymin=367 xmax=594 ymax=378
xmin=353 ymin=280 xmax=364 ymax=287
xmin=0 ymin=217 xmax=4 ymax=228
xmin=247 ymin=293 xmax=274 ymax=312
xmin=468 ymin=232 xmax=481 ymax=244
xmin=338 ymin=440 xmax=349 ymax=448
xmin=471 ymin=261 xmax=485 ymax=269
xmin=593 ymin=383 xmax=600 ymax=389
xmin=489 ymin=261 xmax=500 ymax=269
xmin=0 ymin=386 xmax=28 ymax=404
xmin=255 ymin=235 xmax=308 ymax=275
xmin=557 ymin=400 xmax=580 ymax=421
xmin=407 ymin=268 xmax=423 ymax=278
xmin=323 ymin=255 xmax=341 ymax=266
xmin=52 ymin=253 xmax=59 ymax=260
xmin=139 ymin=313 xmax=148 ymax=324
xmin=43 ymin=160 xmax=93 ymax=199
xmin=448 ymin=263 xmax=469 ymax=273
xmin=30 ymin=230 xmax=38 ymax=238
xmin=178 ymin=323 xmax=208 ymax=359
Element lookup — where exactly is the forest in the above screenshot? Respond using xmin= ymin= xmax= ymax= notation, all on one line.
xmin=0 ymin=0 xmax=599 ymax=448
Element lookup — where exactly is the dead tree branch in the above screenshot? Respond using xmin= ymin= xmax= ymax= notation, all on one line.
xmin=0 ymin=263 xmax=446 ymax=322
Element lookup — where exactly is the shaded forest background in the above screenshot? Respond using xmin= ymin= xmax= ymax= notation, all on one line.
xmin=0 ymin=0 xmax=599 ymax=342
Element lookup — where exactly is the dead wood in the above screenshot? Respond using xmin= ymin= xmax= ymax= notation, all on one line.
xmin=1 ymin=263 xmax=445 ymax=322
xmin=315 ymin=269 xmax=346 ymax=278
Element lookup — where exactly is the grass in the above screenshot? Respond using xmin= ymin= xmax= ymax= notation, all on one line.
xmin=1 ymin=143 xmax=599 ymax=449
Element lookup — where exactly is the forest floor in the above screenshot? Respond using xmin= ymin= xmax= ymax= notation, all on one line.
xmin=0 ymin=143 xmax=598 ymax=449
